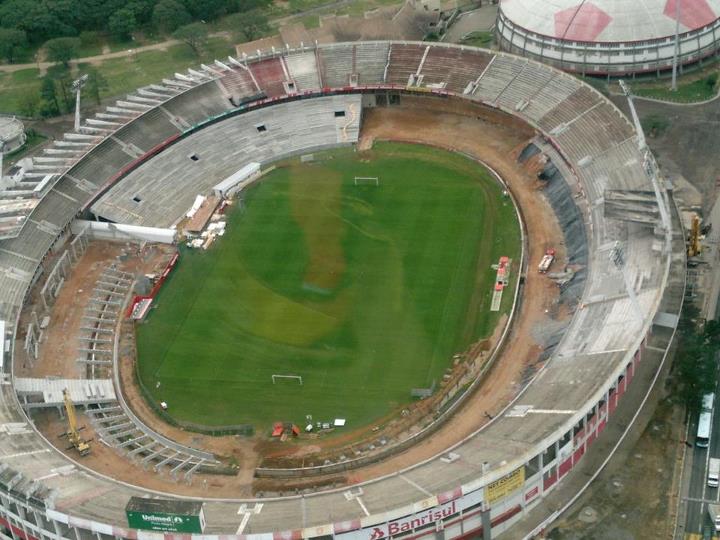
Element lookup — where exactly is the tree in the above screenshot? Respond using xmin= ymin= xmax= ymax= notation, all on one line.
xmin=40 ymin=75 xmax=60 ymax=117
xmin=235 ymin=0 xmax=273 ymax=10
xmin=18 ymin=91 xmax=40 ymax=117
xmin=46 ymin=64 xmax=74 ymax=112
xmin=172 ymin=22 xmax=208 ymax=56
xmin=108 ymin=8 xmax=138 ymax=40
xmin=84 ymin=67 xmax=109 ymax=105
xmin=0 ymin=0 xmax=72 ymax=43
xmin=79 ymin=30 xmax=100 ymax=49
xmin=182 ymin=0 xmax=230 ymax=21
xmin=152 ymin=0 xmax=192 ymax=33
xmin=225 ymin=9 xmax=269 ymax=42
xmin=44 ymin=37 xmax=80 ymax=67
xmin=125 ymin=0 xmax=156 ymax=25
xmin=0 ymin=28 xmax=27 ymax=63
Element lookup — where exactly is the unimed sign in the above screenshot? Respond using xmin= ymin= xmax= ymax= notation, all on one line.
xmin=126 ymin=508 xmax=205 ymax=533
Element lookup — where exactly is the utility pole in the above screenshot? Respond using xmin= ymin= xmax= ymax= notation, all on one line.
xmin=671 ymin=0 xmax=681 ymax=91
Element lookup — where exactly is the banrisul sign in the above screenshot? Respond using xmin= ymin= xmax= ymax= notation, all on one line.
xmin=336 ymin=488 xmax=485 ymax=540
xmin=365 ymin=500 xmax=459 ymax=540
xmin=125 ymin=497 xmax=205 ymax=533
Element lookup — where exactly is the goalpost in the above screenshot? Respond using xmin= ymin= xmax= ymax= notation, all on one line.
xmin=272 ymin=374 xmax=303 ymax=385
xmin=354 ymin=176 xmax=380 ymax=186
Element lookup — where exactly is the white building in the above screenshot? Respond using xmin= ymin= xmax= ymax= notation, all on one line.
xmin=496 ymin=0 xmax=720 ymax=75
xmin=0 ymin=117 xmax=25 ymax=154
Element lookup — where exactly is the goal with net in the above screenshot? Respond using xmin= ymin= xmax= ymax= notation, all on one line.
xmin=272 ymin=374 xmax=303 ymax=385
xmin=354 ymin=176 xmax=379 ymax=186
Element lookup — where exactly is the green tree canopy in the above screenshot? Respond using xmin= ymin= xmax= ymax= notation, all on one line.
xmin=84 ymin=67 xmax=109 ymax=105
xmin=152 ymin=0 xmax=192 ymax=33
xmin=225 ymin=9 xmax=269 ymax=42
xmin=0 ymin=28 xmax=26 ymax=63
xmin=39 ymin=75 xmax=60 ymax=117
xmin=108 ymin=8 xmax=138 ymax=40
xmin=172 ymin=22 xmax=208 ymax=56
xmin=44 ymin=37 xmax=81 ymax=67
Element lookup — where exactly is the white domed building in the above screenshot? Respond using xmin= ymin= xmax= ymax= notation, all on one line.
xmin=496 ymin=0 xmax=720 ymax=75
xmin=0 ymin=116 xmax=25 ymax=154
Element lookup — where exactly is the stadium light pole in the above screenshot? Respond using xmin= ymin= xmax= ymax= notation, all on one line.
xmin=72 ymin=74 xmax=89 ymax=132
xmin=671 ymin=0 xmax=681 ymax=91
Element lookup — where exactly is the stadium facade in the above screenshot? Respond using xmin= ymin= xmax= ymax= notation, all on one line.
xmin=0 ymin=41 xmax=685 ymax=540
xmin=496 ymin=0 xmax=720 ymax=75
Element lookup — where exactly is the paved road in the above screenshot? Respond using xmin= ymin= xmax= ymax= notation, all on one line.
xmin=683 ymin=367 xmax=720 ymax=538
xmin=681 ymin=197 xmax=720 ymax=539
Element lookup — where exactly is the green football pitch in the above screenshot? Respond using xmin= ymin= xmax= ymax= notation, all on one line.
xmin=136 ymin=142 xmax=521 ymax=431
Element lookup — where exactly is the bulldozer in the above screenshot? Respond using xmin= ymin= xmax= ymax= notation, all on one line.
xmin=61 ymin=388 xmax=91 ymax=457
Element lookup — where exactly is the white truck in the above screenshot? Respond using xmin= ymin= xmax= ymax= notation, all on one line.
xmin=710 ymin=458 xmax=720 ymax=488
xmin=538 ymin=248 xmax=556 ymax=273
xmin=708 ymin=503 xmax=720 ymax=533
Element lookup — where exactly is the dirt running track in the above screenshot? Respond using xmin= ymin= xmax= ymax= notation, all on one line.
xmin=24 ymin=97 xmax=569 ymax=498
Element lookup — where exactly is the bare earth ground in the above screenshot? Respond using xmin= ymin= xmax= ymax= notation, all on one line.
xmin=546 ymin=397 xmax=683 ymax=540
xmin=16 ymin=243 xmax=126 ymax=378
xmin=23 ymin=98 xmax=571 ymax=497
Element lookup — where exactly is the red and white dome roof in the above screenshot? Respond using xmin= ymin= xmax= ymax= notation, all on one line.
xmin=499 ymin=0 xmax=720 ymax=42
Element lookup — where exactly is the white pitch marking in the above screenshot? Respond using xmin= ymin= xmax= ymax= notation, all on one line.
xmin=527 ymin=409 xmax=576 ymax=415
xmin=236 ymin=513 xmax=252 ymax=535
xmin=399 ymin=474 xmax=432 ymax=496
xmin=355 ymin=496 xmax=370 ymax=517
xmin=236 ymin=503 xmax=263 ymax=534
xmin=2 ymin=449 xmax=50 ymax=459
xmin=36 ymin=465 xmax=76 ymax=481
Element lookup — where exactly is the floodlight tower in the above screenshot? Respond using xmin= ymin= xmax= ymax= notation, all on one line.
xmin=72 ymin=74 xmax=89 ymax=132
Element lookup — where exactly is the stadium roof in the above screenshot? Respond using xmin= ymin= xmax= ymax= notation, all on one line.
xmin=499 ymin=0 xmax=720 ymax=42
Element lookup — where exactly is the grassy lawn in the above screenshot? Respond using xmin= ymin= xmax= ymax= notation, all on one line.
xmin=633 ymin=73 xmax=719 ymax=103
xmin=0 ymin=37 xmax=235 ymax=114
xmin=83 ymin=37 xmax=235 ymax=101
xmin=459 ymin=31 xmax=494 ymax=48
xmin=136 ymin=142 xmax=521 ymax=431
xmin=298 ymin=14 xmax=321 ymax=28
xmin=0 ymin=37 xmax=234 ymax=115
xmin=0 ymin=68 xmax=41 ymax=113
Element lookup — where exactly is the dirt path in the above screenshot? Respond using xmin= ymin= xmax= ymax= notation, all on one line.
xmin=0 ymin=32 xmax=232 ymax=73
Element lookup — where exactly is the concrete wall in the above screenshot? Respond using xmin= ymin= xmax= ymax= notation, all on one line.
xmin=71 ymin=220 xmax=176 ymax=244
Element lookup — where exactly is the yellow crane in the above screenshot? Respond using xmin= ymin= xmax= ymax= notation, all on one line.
xmin=61 ymin=388 xmax=91 ymax=456
xmin=688 ymin=214 xmax=702 ymax=258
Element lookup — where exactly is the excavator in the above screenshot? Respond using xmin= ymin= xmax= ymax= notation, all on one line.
xmin=61 ymin=388 xmax=91 ymax=457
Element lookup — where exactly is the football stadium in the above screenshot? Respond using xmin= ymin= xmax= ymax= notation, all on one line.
xmin=0 ymin=39 xmax=685 ymax=540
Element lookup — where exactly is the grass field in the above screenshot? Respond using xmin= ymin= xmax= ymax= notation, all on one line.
xmin=136 ymin=142 xmax=521 ymax=431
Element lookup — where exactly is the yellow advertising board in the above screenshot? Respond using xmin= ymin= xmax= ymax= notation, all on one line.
xmin=486 ymin=467 xmax=525 ymax=505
